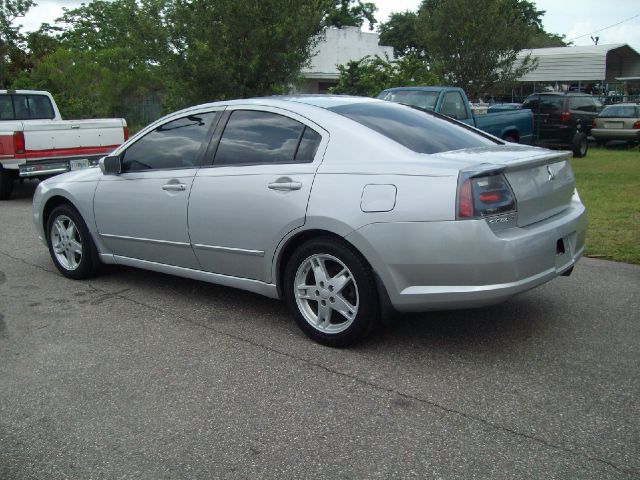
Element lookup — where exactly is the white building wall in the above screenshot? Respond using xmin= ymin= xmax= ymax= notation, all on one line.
xmin=298 ymin=27 xmax=394 ymax=93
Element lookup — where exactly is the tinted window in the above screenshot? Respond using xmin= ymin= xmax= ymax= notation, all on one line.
xmin=0 ymin=95 xmax=13 ymax=120
xmin=599 ymin=105 xmax=637 ymax=118
xmin=440 ymin=91 xmax=469 ymax=120
xmin=379 ymin=90 xmax=439 ymax=111
xmin=328 ymin=102 xmax=498 ymax=154
xmin=0 ymin=94 xmax=55 ymax=120
xmin=295 ymin=127 xmax=322 ymax=161
xmin=569 ymin=96 xmax=595 ymax=112
xmin=538 ymin=96 xmax=564 ymax=113
xmin=121 ymin=112 xmax=217 ymax=172
xmin=214 ymin=110 xmax=308 ymax=165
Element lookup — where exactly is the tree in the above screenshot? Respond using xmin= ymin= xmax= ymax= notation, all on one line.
xmin=324 ymin=0 xmax=377 ymax=30
xmin=416 ymin=0 xmax=538 ymax=98
xmin=0 ymin=0 xmax=34 ymax=88
xmin=163 ymin=0 xmax=331 ymax=108
xmin=378 ymin=11 xmax=424 ymax=58
xmin=331 ymin=53 xmax=439 ymax=97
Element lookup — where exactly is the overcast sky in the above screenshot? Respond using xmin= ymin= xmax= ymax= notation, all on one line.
xmin=18 ymin=0 xmax=640 ymax=52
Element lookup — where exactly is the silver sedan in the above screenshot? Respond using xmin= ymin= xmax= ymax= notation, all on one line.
xmin=33 ymin=96 xmax=586 ymax=346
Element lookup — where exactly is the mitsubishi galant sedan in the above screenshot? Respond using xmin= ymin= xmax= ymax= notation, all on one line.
xmin=33 ymin=96 xmax=586 ymax=347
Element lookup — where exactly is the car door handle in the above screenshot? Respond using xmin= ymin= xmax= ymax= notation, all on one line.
xmin=268 ymin=181 xmax=302 ymax=191
xmin=162 ymin=183 xmax=187 ymax=191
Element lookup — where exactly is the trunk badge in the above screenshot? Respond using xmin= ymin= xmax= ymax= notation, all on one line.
xmin=547 ymin=165 xmax=556 ymax=181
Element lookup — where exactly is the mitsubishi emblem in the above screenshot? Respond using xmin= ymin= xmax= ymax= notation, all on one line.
xmin=547 ymin=165 xmax=556 ymax=181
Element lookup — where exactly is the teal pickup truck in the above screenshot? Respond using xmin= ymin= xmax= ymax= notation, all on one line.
xmin=377 ymin=86 xmax=534 ymax=144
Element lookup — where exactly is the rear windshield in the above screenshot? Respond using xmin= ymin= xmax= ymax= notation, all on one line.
xmin=599 ymin=105 xmax=638 ymax=118
xmin=0 ymin=94 xmax=55 ymax=120
xmin=377 ymin=90 xmax=439 ymax=111
xmin=328 ymin=102 xmax=498 ymax=154
xmin=523 ymin=96 xmax=564 ymax=113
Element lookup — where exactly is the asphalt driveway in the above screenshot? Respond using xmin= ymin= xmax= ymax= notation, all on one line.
xmin=1 ymin=180 xmax=639 ymax=479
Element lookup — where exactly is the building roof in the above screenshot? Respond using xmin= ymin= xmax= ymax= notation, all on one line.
xmin=517 ymin=44 xmax=640 ymax=82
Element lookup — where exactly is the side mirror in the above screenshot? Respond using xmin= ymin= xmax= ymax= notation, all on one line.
xmin=99 ymin=155 xmax=121 ymax=175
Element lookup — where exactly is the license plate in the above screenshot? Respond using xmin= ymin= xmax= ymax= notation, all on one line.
xmin=69 ymin=159 xmax=90 ymax=171
xmin=604 ymin=122 xmax=623 ymax=129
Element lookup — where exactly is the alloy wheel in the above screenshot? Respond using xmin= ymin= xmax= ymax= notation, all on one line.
xmin=51 ymin=215 xmax=83 ymax=271
xmin=294 ymin=253 xmax=360 ymax=334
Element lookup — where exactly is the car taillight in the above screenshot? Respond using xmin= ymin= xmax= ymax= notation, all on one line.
xmin=123 ymin=126 xmax=129 ymax=141
xmin=560 ymin=111 xmax=570 ymax=123
xmin=457 ymin=172 xmax=516 ymax=219
xmin=633 ymin=121 xmax=640 ymax=129
xmin=13 ymin=131 xmax=25 ymax=154
xmin=591 ymin=120 xmax=597 ymax=128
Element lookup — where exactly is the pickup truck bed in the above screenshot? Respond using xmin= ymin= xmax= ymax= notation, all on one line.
xmin=0 ymin=90 xmax=127 ymax=199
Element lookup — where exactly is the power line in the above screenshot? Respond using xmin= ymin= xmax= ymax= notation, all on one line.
xmin=568 ymin=12 xmax=640 ymax=41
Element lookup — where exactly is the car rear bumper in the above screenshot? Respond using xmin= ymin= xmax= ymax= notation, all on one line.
xmin=591 ymin=128 xmax=640 ymax=141
xmin=346 ymin=197 xmax=586 ymax=312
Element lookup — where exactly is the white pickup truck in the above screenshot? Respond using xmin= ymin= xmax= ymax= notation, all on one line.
xmin=0 ymin=90 xmax=128 ymax=200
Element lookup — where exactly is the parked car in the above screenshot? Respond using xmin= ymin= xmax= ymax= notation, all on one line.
xmin=0 ymin=90 xmax=128 ymax=200
xmin=591 ymin=103 xmax=640 ymax=145
xmin=522 ymin=93 xmax=602 ymax=157
xmin=377 ymin=87 xmax=534 ymax=144
xmin=33 ymin=96 xmax=586 ymax=347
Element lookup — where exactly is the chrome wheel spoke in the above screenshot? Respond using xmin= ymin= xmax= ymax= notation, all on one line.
xmin=310 ymin=257 xmax=329 ymax=285
xmin=69 ymin=239 xmax=82 ymax=255
xmin=331 ymin=294 xmax=356 ymax=320
xmin=296 ymin=283 xmax=316 ymax=301
xmin=330 ymin=268 xmax=350 ymax=293
xmin=317 ymin=303 xmax=332 ymax=328
xmin=54 ymin=219 xmax=66 ymax=237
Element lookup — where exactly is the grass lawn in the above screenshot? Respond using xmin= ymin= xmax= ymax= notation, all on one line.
xmin=570 ymin=146 xmax=639 ymax=264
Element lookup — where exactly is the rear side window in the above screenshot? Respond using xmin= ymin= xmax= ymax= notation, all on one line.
xmin=328 ymin=102 xmax=497 ymax=154
xmin=440 ymin=91 xmax=469 ymax=120
xmin=599 ymin=105 xmax=637 ymax=118
xmin=569 ymin=96 xmax=596 ymax=112
xmin=121 ymin=112 xmax=217 ymax=172
xmin=214 ymin=110 xmax=320 ymax=165
xmin=0 ymin=94 xmax=55 ymax=120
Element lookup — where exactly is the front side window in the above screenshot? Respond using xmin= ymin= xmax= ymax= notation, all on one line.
xmin=214 ymin=110 xmax=320 ymax=165
xmin=0 ymin=94 xmax=55 ymax=120
xmin=440 ymin=92 xmax=469 ymax=120
xmin=121 ymin=112 xmax=217 ymax=172
xmin=328 ymin=102 xmax=497 ymax=154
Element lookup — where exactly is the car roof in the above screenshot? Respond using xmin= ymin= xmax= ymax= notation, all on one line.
xmin=170 ymin=95 xmax=381 ymax=117
xmin=601 ymin=102 xmax=638 ymax=107
xmin=529 ymin=92 xmax=593 ymax=97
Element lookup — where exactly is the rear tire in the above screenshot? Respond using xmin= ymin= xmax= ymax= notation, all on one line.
xmin=46 ymin=204 xmax=100 ymax=279
xmin=0 ymin=167 xmax=15 ymax=200
xmin=284 ymin=238 xmax=379 ymax=347
xmin=572 ymin=133 xmax=588 ymax=158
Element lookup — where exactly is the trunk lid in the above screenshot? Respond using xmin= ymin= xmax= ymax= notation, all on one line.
xmin=435 ymin=145 xmax=575 ymax=227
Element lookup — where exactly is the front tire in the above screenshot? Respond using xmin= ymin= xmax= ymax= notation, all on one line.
xmin=284 ymin=238 xmax=379 ymax=347
xmin=46 ymin=204 xmax=99 ymax=279
xmin=572 ymin=132 xmax=588 ymax=157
